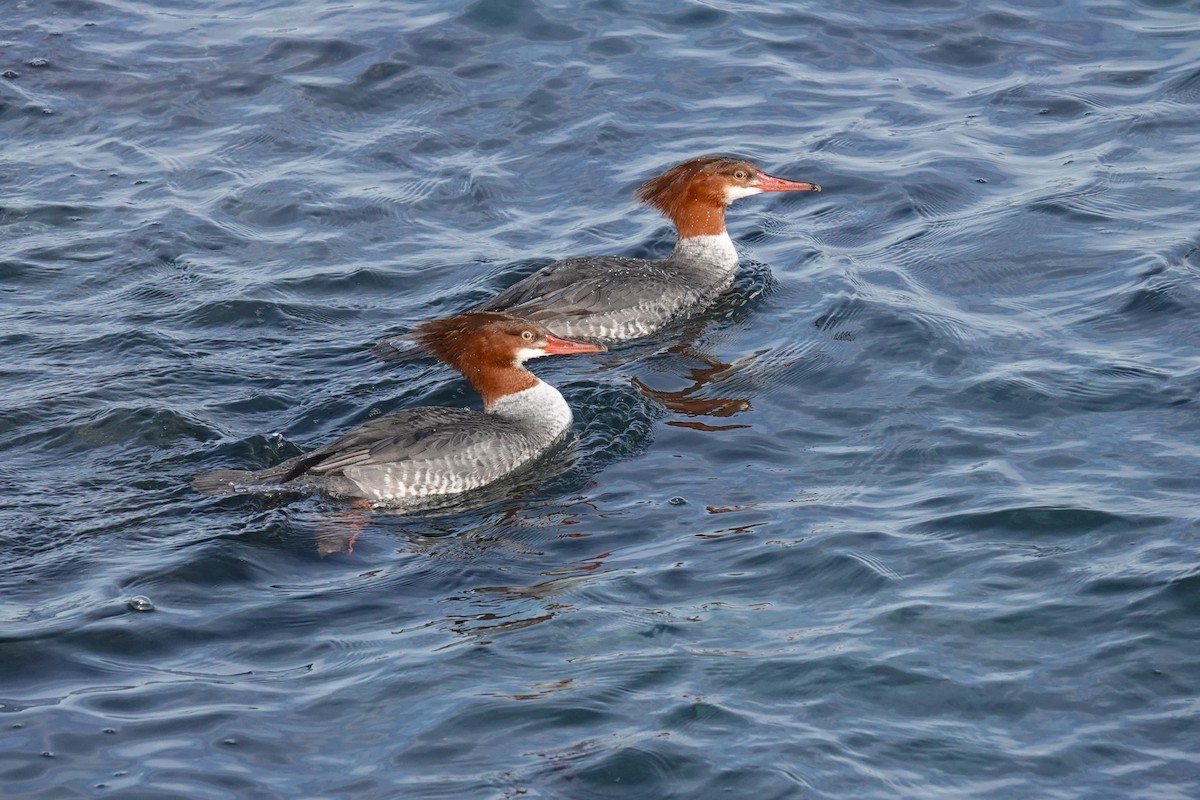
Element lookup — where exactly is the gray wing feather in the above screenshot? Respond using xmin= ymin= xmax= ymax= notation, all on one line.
xmin=477 ymin=257 xmax=689 ymax=319
xmin=195 ymin=407 xmax=539 ymax=500
xmin=300 ymin=408 xmax=515 ymax=476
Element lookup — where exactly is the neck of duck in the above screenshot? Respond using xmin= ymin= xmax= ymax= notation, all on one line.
xmin=668 ymin=230 xmax=739 ymax=283
xmin=664 ymin=202 xmax=739 ymax=282
xmin=487 ymin=379 xmax=574 ymax=445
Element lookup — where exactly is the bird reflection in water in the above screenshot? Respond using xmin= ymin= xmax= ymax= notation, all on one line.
xmin=311 ymin=502 xmax=610 ymax=646
xmin=313 ymin=499 xmax=374 ymax=556
xmin=630 ymin=340 xmax=755 ymax=431
xmin=445 ymin=550 xmax=611 ymax=644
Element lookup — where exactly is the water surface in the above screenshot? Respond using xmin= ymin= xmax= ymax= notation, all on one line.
xmin=2 ymin=0 xmax=1199 ymax=797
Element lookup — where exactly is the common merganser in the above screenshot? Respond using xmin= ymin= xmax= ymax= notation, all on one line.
xmin=193 ymin=312 xmax=605 ymax=507
xmin=372 ymin=155 xmax=819 ymax=361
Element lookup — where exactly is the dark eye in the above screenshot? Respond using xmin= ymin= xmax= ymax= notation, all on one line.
xmin=734 ymin=170 xmax=748 ymax=180
xmin=521 ymin=330 xmax=535 ymax=342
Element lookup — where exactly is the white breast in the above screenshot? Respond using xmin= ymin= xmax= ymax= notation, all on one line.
xmin=490 ymin=380 xmax=573 ymax=440
xmin=672 ymin=233 xmax=740 ymax=276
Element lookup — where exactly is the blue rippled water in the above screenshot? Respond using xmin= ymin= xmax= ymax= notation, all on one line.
xmin=3 ymin=0 xmax=1199 ymax=797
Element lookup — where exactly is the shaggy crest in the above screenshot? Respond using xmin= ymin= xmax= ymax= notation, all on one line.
xmin=413 ymin=312 xmax=549 ymax=408
xmin=634 ymin=155 xmax=758 ymax=219
xmin=415 ymin=312 xmax=532 ymax=369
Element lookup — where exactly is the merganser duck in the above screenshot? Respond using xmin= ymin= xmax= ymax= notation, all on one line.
xmin=373 ymin=155 xmax=819 ymax=361
xmin=193 ymin=312 xmax=605 ymax=507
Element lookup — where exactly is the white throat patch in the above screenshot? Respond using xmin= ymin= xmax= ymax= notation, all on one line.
xmin=514 ymin=346 xmax=546 ymax=364
xmin=724 ymin=185 xmax=764 ymax=203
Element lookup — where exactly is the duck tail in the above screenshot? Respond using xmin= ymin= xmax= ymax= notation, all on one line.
xmin=191 ymin=463 xmax=298 ymax=496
